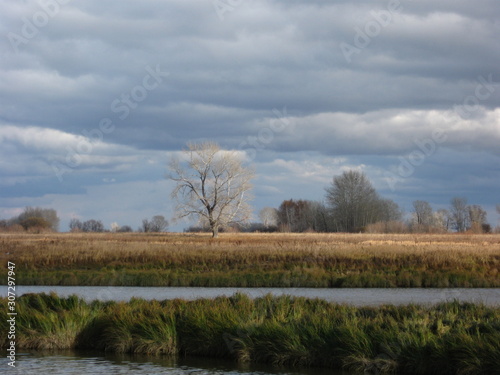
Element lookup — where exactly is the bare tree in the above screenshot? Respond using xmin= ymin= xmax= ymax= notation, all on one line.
xmin=277 ymin=199 xmax=302 ymax=232
xmin=325 ymin=170 xmax=380 ymax=232
xmin=412 ymin=200 xmax=434 ymax=227
xmin=142 ymin=216 xmax=168 ymax=232
xmin=449 ymin=197 xmax=470 ymax=232
xmin=169 ymin=141 xmax=254 ymax=238
xmin=435 ymin=209 xmax=451 ymax=231
xmin=141 ymin=219 xmax=151 ymax=233
xmin=150 ymin=215 xmax=169 ymax=232
xmin=277 ymin=199 xmax=319 ymax=232
xmin=259 ymin=207 xmax=278 ymax=228
xmin=468 ymin=205 xmax=487 ymax=232
xmin=377 ymin=199 xmax=403 ymax=222
xmin=309 ymin=201 xmax=332 ymax=232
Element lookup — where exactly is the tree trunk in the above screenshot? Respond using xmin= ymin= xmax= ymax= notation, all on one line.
xmin=212 ymin=226 xmax=219 ymax=238
xmin=209 ymin=214 xmax=219 ymax=238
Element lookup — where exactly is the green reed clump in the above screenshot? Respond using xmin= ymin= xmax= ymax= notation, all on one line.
xmin=0 ymin=292 xmax=99 ymax=350
xmin=1 ymin=293 xmax=499 ymax=374
xmin=77 ymin=298 xmax=178 ymax=355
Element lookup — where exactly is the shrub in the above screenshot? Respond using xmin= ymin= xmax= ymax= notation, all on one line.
xmin=19 ymin=217 xmax=52 ymax=232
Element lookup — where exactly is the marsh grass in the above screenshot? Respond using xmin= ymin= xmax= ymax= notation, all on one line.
xmin=1 ymin=293 xmax=498 ymax=374
xmin=1 ymin=232 xmax=499 ymax=287
xmin=8 ymin=293 xmax=98 ymax=350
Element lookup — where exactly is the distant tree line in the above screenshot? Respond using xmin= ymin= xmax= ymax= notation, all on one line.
xmin=407 ymin=197 xmax=491 ymax=233
xmin=247 ymin=170 xmax=403 ymax=234
xmin=249 ymin=171 xmax=495 ymax=234
xmin=69 ymin=218 xmax=105 ymax=232
xmin=69 ymin=215 xmax=168 ymax=233
xmin=184 ymin=170 xmax=496 ymax=234
xmin=0 ymin=209 xmax=169 ymax=234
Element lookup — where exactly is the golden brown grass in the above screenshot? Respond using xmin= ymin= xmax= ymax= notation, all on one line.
xmin=1 ymin=232 xmax=499 ymax=287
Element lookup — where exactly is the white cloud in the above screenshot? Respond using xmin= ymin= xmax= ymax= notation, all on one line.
xmin=0 ymin=123 xmax=173 ymax=189
xmin=269 ymin=108 xmax=500 ymax=155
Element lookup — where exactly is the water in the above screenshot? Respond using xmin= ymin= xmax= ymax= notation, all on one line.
xmin=1 ymin=350 xmax=344 ymax=375
xmin=3 ymin=286 xmax=500 ymax=306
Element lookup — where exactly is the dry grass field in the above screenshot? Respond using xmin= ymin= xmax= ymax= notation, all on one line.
xmin=1 ymin=232 xmax=499 ymax=287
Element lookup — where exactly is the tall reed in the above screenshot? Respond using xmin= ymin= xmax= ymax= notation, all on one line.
xmin=1 ymin=293 xmax=498 ymax=374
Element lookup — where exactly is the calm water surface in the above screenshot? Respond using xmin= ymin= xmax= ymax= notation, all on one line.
xmin=4 ymin=286 xmax=500 ymax=306
xmin=1 ymin=350 xmax=345 ymax=375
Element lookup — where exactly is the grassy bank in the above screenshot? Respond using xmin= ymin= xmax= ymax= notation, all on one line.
xmin=1 ymin=293 xmax=499 ymax=374
xmin=1 ymin=232 xmax=500 ymax=287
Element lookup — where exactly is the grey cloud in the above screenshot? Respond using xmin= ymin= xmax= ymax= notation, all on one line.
xmin=1 ymin=0 xmax=498 ymax=228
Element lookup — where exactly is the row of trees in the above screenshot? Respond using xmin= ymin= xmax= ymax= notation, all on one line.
xmin=0 ymin=208 xmax=111 ymax=233
xmin=410 ymin=198 xmax=490 ymax=233
xmin=256 ymin=170 xmax=407 ymax=233
xmin=69 ymin=218 xmax=106 ymax=232
xmin=253 ymin=170 xmax=497 ymax=234
xmin=258 ymin=197 xmax=402 ymax=233
xmin=257 ymin=195 xmax=494 ymax=234
xmin=69 ymin=215 xmax=169 ymax=233
xmin=0 ymin=209 xmax=168 ymax=233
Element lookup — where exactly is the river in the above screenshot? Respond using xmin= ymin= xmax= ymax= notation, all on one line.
xmin=3 ymin=286 xmax=500 ymax=306
xmin=0 ymin=350 xmax=344 ymax=375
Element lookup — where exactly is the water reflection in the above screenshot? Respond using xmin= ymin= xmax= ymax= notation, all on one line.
xmin=1 ymin=350 xmax=345 ymax=375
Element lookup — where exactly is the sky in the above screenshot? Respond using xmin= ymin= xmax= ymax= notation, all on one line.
xmin=1 ymin=0 xmax=499 ymax=231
